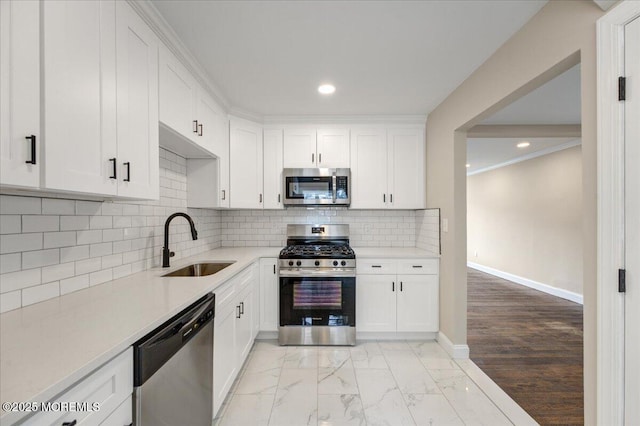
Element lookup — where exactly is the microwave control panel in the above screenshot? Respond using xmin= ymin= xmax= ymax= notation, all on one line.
xmin=336 ymin=176 xmax=348 ymax=198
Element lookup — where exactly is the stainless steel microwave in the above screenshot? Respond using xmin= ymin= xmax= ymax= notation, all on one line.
xmin=283 ymin=168 xmax=351 ymax=206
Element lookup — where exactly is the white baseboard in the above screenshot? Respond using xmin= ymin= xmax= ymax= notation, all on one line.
xmin=356 ymin=331 xmax=437 ymax=341
xmin=467 ymin=261 xmax=583 ymax=305
xmin=437 ymin=331 xmax=470 ymax=359
xmin=256 ymin=331 xmax=278 ymax=340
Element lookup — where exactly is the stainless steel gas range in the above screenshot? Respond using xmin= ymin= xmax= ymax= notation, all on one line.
xmin=278 ymin=224 xmax=356 ymax=346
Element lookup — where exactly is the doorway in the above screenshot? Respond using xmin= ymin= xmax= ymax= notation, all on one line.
xmin=465 ymin=64 xmax=584 ymax=424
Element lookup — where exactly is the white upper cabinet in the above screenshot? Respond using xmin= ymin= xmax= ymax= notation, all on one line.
xmin=350 ymin=126 xmax=425 ymax=209
xmin=263 ymin=129 xmax=284 ymax=209
xmin=230 ymin=117 xmax=263 ymax=208
xmin=0 ymin=0 xmax=40 ymax=189
xmin=387 ymin=127 xmax=426 ymax=209
xmin=283 ymin=127 xmax=316 ymax=168
xmin=316 ymin=128 xmax=350 ymax=168
xmin=350 ymin=128 xmax=388 ymax=209
xmin=43 ymin=0 xmax=118 ymax=196
xmin=159 ymin=44 xmax=198 ymax=143
xmin=283 ymin=127 xmax=350 ymax=168
xmin=114 ymin=0 xmax=159 ymax=200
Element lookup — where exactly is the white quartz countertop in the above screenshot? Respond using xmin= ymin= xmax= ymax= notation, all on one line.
xmin=352 ymin=247 xmax=439 ymax=259
xmin=0 ymin=245 xmax=437 ymax=424
xmin=0 ymin=247 xmax=279 ymax=425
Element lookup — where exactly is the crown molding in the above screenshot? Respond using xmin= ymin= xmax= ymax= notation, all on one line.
xmin=262 ymin=114 xmax=427 ymax=126
xmin=127 ymin=0 xmax=231 ymax=112
xmin=467 ymin=138 xmax=581 ymax=176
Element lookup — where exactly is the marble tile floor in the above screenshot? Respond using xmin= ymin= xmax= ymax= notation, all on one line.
xmin=213 ymin=340 xmax=532 ymax=426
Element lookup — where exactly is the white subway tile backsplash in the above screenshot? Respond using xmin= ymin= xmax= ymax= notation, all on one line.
xmin=76 ymin=230 xmax=103 ymax=245
xmin=42 ymin=199 xmax=75 ymax=215
xmin=22 ymin=282 xmax=60 ymax=307
xmin=22 ymin=215 xmax=59 ymax=233
xmin=0 ymin=290 xmax=21 ymax=313
xmin=60 ymin=216 xmax=89 ymax=231
xmin=1 ymin=215 xmax=21 ymax=234
xmin=100 ymin=202 xmax=123 ymax=216
xmin=0 ymin=195 xmax=41 ymax=215
xmin=60 ymin=275 xmax=89 ymax=295
xmin=43 ymin=231 xmax=76 ymax=249
xmin=0 ymin=253 xmax=21 ymax=274
xmin=0 ymin=268 xmax=41 ymax=293
xmin=90 ymin=269 xmax=112 ymax=286
xmin=102 ymin=229 xmax=123 ymax=242
xmin=22 ymin=249 xmax=60 ymax=269
xmin=75 ymin=257 xmax=102 ymax=275
xmin=60 ymin=245 xmax=90 ymax=262
xmin=1 ymin=233 xmax=43 ymax=254
xmin=42 ymin=262 xmax=75 ymax=282
xmin=101 ymin=253 xmax=122 ymax=269
xmin=76 ymin=201 xmax=101 ymax=216
xmin=89 ymin=216 xmax=112 ymax=230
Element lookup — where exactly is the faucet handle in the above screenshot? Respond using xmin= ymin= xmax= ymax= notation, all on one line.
xmin=170 ymin=251 xmax=175 ymax=257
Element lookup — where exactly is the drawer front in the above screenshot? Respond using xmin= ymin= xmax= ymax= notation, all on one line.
xmin=23 ymin=348 xmax=133 ymax=426
xmin=215 ymin=280 xmax=236 ymax=309
xmin=356 ymin=259 xmax=397 ymax=275
xmin=233 ymin=265 xmax=255 ymax=293
xmin=100 ymin=395 xmax=132 ymax=425
xmin=397 ymin=259 xmax=439 ymax=275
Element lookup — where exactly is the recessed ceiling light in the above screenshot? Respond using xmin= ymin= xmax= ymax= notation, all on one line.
xmin=466 ymin=164 xmax=470 ymax=168
xmin=517 ymin=141 xmax=530 ymax=148
xmin=318 ymin=84 xmax=336 ymax=95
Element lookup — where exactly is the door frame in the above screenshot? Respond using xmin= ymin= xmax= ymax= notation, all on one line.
xmin=597 ymin=1 xmax=640 ymax=423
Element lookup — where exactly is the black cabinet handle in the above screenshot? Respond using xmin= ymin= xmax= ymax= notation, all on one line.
xmin=236 ymin=305 xmax=241 ymax=319
xmin=193 ymin=120 xmax=198 ymax=133
xmin=278 ymin=194 xmax=281 ymax=203
xmin=392 ymin=282 xmax=395 ymax=292
xmin=222 ymin=189 xmax=226 ymax=200
xmin=25 ymin=135 xmax=36 ymax=164
xmin=400 ymin=282 xmax=403 ymax=292
xmin=390 ymin=194 xmax=393 ymax=203
xmin=198 ymin=123 xmax=203 ymax=137
xmin=240 ymin=301 xmax=244 ymax=315
xmin=383 ymin=194 xmax=385 ymax=203
xmin=319 ymin=153 xmax=322 ymax=163
xmin=273 ymin=264 xmax=276 ymax=274
xmin=371 ymin=265 xmax=382 ymax=268
xmin=123 ymin=162 xmax=131 ymax=182
xmin=259 ymin=193 xmax=263 ymax=203
xmin=109 ymin=158 xmax=117 ymax=179
xmin=312 ymin=153 xmax=314 ymax=163
xmin=412 ymin=265 xmax=423 ymax=268
xmin=62 ymin=420 xmax=77 ymax=426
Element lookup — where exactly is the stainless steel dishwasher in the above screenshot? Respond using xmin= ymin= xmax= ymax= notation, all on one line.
xmin=133 ymin=293 xmax=215 ymax=425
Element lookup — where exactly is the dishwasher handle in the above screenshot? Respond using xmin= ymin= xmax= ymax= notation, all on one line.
xmin=134 ymin=293 xmax=215 ymax=386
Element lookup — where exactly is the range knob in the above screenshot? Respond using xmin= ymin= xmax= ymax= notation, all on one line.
xmin=341 ymin=260 xmax=346 ymax=266
xmin=315 ymin=260 xmax=320 ymax=266
xmin=296 ymin=260 xmax=302 ymax=266
xmin=288 ymin=261 xmax=294 ymax=266
xmin=333 ymin=260 xmax=338 ymax=266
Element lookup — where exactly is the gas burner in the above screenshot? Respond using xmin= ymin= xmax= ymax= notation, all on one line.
xmin=279 ymin=244 xmax=355 ymax=260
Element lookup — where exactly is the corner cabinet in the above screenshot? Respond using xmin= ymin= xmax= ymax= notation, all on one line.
xmin=0 ymin=0 xmax=40 ymax=189
xmin=229 ymin=117 xmax=263 ymax=208
xmin=356 ymin=258 xmax=438 ymax=335
xmin=350 ymin=126 xmax=425 ymax=209
xmin=42 ymin=0 xmax=159 ymax=200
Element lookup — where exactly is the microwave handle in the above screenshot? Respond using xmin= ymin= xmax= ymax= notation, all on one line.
xmin=332 ymin=175 xmax=337 ymax=203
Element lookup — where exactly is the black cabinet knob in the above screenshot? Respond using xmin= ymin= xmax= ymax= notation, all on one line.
xmin=333 ymin=261 xmax=338 ymax=266
xmin=314 ymin=261 xmax=320 ymax=266
xmin=296 ymin=261 xmax=302 ymax=266
xmin=289 ymin=261 xmax=294 ymax=266
xmin=341 ymin=261 xmax=346 ymax=266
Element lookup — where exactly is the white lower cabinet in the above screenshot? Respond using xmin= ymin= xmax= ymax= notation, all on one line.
xmin=213 ymin=262 xmax=260 ymax=417
xmin=23 ymin=348 xmax=133 ymax=426
xmin=357 ymin=258 xmax=439 ymax=333
xmin=259 ymin=258 xmax=279 ymax=332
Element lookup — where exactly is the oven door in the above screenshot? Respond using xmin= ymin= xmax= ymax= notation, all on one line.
xmin=280 ymin=275 xmax=355 ymax=327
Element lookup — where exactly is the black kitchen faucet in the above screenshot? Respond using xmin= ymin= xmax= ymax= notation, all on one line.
xmin=162 ymin=212 xmax=198 ymax=267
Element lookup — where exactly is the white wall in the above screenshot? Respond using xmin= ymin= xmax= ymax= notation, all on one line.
xmin=467 ymin=146 xmax=583 ymax=296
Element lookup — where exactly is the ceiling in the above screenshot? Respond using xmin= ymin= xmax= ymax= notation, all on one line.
xmin=152 ymin=0 xmax=547 ymax=117
xmin=481 ymin=64 xmax=581 ymax=125
xmin=466 ymin=137 xmax=580 ymax=175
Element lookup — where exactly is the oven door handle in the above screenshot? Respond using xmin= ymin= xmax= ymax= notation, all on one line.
xmin=279 ymin=269 xmax=356 ymax=278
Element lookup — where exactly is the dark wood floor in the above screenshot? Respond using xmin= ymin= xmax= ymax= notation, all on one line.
xmin=467 ymin=268 xmax=584 ymax=426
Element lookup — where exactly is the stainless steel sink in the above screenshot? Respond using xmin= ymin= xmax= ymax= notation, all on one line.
xmin=162 ymin=262 xmax=235 ymax=277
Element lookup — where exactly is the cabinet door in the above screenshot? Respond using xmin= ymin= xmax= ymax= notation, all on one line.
xmin=0 ymin=0 xmax=40 ymax=188
xmin=197 ymin=99 xmax=230 ymax=207
xmin=350 ymin=128 xmax=387 ymax=209
xmin=259 ymin=258 xmax=279 ymax=332
xmin=356 ymin=274 xmax=397 ymax=332
xmin=159 ymin=44 xmax=198 ymax=142
xmin=229 ymin=119 xmax=263 ymax=208
xmin=43 ymin=0 xmax=117 ymax=196
xmin=195 ymin=90 xmax=223 ymax=155
xmin=387 ymin=127 xmax=426 ymax=209
xmin=213 ymin=301 xmax=237 ymax=416
xmin=317 ymin=128 xmax=350 ymax=168
xmin=236 ymin=285 xmax=254 ymax=364
xmin=263 ymin=129 xmax=284 ymax=209
xmin=214 ymin=121 xmax=230 ymax=208
xmin=396 ymin=274 xmax=438 ymax=332
xmin=283 ymin=127 xmax=316 ymax=168
xmin=115 ymin=1 xmax=159 ymax=200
